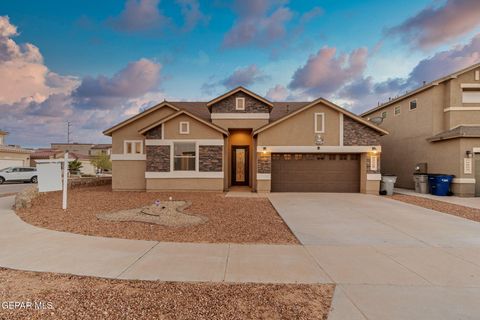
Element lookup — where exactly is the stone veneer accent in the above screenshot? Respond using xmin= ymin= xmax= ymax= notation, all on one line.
xmin=199 ymin=146 xmax=223 ymax=172
xmin=146 ymin=145 xmax=170 ymax=172
xmin=211 ymin=92 xmax=270 ymax=113
xmin=257 ymin=153 xmax=271 ymax=174
xmin=343 ymin=116 xmax=381 ymax=146
xmin=145 ymin=125 xmax=162 ymax=139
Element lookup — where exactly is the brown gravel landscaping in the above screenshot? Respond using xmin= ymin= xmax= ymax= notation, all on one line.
xmin=389 ymin=193 xmax=480 ymax=222
xmin=16 ymin=185 xmax=298 ymax=244
xmin=0 ymin=268 xmax=335 ymax=320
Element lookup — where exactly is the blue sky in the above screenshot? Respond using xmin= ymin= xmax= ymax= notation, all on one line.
xmin=1 ymin=0 xmax=480 ymax=147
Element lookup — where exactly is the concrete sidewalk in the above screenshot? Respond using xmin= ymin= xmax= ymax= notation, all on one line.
xmin=395 ymin=187 xmax=480 ymax=209
xmin=0 ymin=196 xmax=330 ymax=283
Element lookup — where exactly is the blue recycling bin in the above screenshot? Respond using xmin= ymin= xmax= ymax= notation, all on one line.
xmin=428 ymin=174 xmax=453 ymax=196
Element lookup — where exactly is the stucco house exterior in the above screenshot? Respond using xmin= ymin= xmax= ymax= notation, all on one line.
xmin=0 ymin=130 xmax=31 ymax=170
xmin=104 ymin=87 xmax=387 ymax=193
xmin=361 ymin=63 xmax=480 ymax=197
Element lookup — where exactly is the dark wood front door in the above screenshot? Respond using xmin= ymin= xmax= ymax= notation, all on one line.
xmin=232 ymin=146 xmax=249 ymax=186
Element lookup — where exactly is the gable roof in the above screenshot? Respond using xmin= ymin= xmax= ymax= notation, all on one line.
xmin=138 ymin=110 xmax=228 ymax=136
xmin=103 ymin=101 xmax=179 ymax=136
xmin=254 ymin=98 xmax=389 ymax=135
xmin=206 ymin=86 xmax=273 ymax=109
xmin=361 ymin=62 xmax=480 ymax=117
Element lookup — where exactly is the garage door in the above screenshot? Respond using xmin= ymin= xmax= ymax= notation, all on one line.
xmin=0 ymin=159 xmax=24 ymax=170
xmin=271 ymin=153 xmax=360 ymax=192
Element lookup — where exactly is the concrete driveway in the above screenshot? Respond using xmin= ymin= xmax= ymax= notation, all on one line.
xmin=268 ymin=193 xmax=480 ymax=320
xmin=0 ymin=182 xmax=32 ymax=196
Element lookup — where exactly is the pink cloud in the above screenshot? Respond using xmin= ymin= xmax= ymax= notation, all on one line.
xmin=289 ymin=46 xmax=368 ymax=97
xmin=386 ymin=0 xmax=480 ymax=49
xmin=266 ymin=84 xmax=289 ymax=101
xmin=109 ymin=0 xmax=171 ymax=32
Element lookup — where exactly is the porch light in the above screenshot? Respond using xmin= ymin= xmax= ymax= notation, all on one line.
xmin=466 ymin=150 xmax=473 ymax=158
xmin=372 ymin=147 xmax=378 ymax=154
xmin=262 ymin=147 xmax=267 ymax=154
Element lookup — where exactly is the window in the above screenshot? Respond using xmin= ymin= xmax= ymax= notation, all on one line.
xmin=236 ymin=97 xmax=245 ymax=110
xmin=314 ymin=113 xmax=325 ymax=133
xmin=173 ymin=142 xmax=196 ymax=171
xmin=394 ymin=106 xmax=401 ymax=116
xmin=179 ymin=121 xmax=190 ymax=134
xmin=339 ymin=154 xmax=348 ymax=160
xmin=462 ymin=88 xmax=480 ymax=103
xmin=294 ymin=154 xmax=303 ymax=160
xmin=475 ymin=70 xmax=480 ymax=81
xmin=124 ymin=140 xmax=143 ymax=154
xmin=381 ymin=111 xmax=387 ymax=119
xmin=409 ymin=100 xmax=417 ymax=111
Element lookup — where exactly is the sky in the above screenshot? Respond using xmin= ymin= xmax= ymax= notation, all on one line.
xmin=1 ymin=0 xmax=480 ymax=147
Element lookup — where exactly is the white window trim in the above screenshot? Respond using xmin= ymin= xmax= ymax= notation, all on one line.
xmin=409 ymin=99 xmax=417 ymax=111
xmin=179 ymin=121 xmax=190 ymax=134
xmin=172 ymin=141 xmax=197 ymax=172
xmin=123 ymin=140 xmax=143 ymax=155
xmin=473 ymin=71 xmax=479 ymax=81
xmin=146 ymin=171 xmax=223 ymax=179
xmin=367 ymin=173 xmax=381 ymax=181
xmin=211 ymin=113 xmax=269 ymax=120
xmin=339 ymin=113 xmax=344 ymax=146
xmin=146 ymin=139 xmax=223 ymax=146
xmin=394 ymin=106 xmax=401 ymax=116
xmin=314 ymin=112 xmax=325 ymax=133
xmin=111 ymin=154 xmax=146 ymax=161
xmin=256 ymin=173 xmax=271 ymax=180
xmin=235 ymin=97 xmax=245 ymax=110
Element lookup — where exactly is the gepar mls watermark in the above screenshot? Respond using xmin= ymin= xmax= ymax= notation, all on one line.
xmin=2 ymin=301 xmax=54 ymax=310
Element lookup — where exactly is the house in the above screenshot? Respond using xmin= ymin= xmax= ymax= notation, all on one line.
xmin=90 ymin=144 xmax=112 ymax=157
xmin=104 ymin=87 xmax=387 ymax=193
xmin=0 ymin=130 xmax=32 ymax=169
xmin=51 ymin=143 xmax=95 ymax=155
xmin=31 ymin=149 xmax=96 ymax=175
xmin=361 ymin=62 xmax=480 ymax=197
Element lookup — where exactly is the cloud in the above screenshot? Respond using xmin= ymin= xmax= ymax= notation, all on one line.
xmin=108 ymin=0 xmax=171 ymax=33
xmin=0 ymin=16 xmax=79 ymax=105
xmin=266 ymin=84 xmax=289 ymax=101
xmin=222 ymin=0 xmax=293 ymax=48
xmin=0 ymin=16 xmax=168 ymax=147
xmin=299 ymin=6 xmax=323 ymax=24
xmin=386 ymin=0 xmax=480 ymax=49
xmin=288 ymin=46 xmax=368 ymax=97
xmin=108 ymin=0 xmax=207 ymax=34
xmin=201 ymin=64 xmax=269 ymax=95
xmin=177 ymin=0 xmax=209 ymax=32
xmin=73 ymin=58 xmax=162 ymax=109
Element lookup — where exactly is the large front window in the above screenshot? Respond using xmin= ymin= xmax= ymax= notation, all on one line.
xmin=174 ymin=143 xmax=196 ymax=171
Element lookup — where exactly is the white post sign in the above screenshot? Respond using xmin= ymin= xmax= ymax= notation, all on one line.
xmin=37 ymin=163 xmax=62 ymax=192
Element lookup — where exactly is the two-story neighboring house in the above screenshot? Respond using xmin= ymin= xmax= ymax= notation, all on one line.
xmin=361 ymin=63 xmax=480 ymax=197
xmin=104 ymin=87 xmax=387 ymax=193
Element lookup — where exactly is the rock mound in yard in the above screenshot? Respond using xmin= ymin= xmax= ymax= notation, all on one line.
xmin=15 ymin=186 xmax=39 ymax=209
xmin=96 ymin=200 xmax=208 ymax=227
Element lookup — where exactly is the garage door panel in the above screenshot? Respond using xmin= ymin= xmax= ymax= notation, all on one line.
xmin=0 ymin=159 xmax=24 ymax=170
xmin=271 ymin=153 xmax=360 ymax=193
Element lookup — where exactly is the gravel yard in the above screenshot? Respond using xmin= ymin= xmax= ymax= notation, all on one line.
xmin=389 ymin=193 xmax=480 ymax=222
xmin=16 ymin=186 xmax=298 ymax=244
xmin=0 ymin=268 xmax=334 ymax=320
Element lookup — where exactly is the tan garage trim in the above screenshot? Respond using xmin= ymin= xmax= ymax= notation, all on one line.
xmin=257 ymin=146 xmax=381 ymax=153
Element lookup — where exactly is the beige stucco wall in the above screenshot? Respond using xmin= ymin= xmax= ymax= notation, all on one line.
xmin=112 ymin=160 xmax=146 ymax=190
xmin=256 ymin=179 xmax=270 ymax=192
xmin=111 ymin=106 xmax=177 ymax=154
xmin=257 ymin=103 xmax=340 ymax=146
xmin=0 ymin=151 xmax=30 ymax=169
xmin=146 ymin=178 xmax=223 ymax=191
xmin=164 ymin=114 xmax=224 ymax=140
xmin=212 ymin=119 xmax=268 ymax=131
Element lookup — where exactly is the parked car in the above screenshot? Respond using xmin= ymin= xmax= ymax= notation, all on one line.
xmin=0 ymin=167 xmax=37 ymax=184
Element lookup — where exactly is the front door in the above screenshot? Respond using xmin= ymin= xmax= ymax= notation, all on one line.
xmin=232 ymin=146 xmax=249 ymax=186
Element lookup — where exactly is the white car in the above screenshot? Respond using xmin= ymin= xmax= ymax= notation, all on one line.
xmin=0 ymin=167 xmax=38 ymax=184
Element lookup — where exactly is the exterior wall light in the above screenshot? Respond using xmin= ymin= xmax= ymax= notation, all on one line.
xmin=466 ymin=150 xmax=472 ymax=158
xmin=372 ymin=147 xmax=378 ymax=154
xmin=262 ymin=147 xmax=267 ymax=155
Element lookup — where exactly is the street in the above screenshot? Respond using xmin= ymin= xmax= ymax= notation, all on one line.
xmin=0 ymin=183 xmax=33 ymax=196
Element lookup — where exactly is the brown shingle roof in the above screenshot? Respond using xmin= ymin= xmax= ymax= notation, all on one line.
xmin=427 ymin=126 xmax=480 ymax=142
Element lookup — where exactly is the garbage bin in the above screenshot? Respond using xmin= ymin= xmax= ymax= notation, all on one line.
xmin=381 ymin=175 xmax=397 ymax=196
xmin=428 ymin=174 xmax=453 ymax=196
xmin=417 ymin=174 xmax=429 ymax=194
xmin=413 ymin=175 xmax=421 ymax=193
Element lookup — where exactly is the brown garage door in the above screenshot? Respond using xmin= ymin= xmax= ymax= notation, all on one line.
xmin=271 ymin=153 xmax=360 ymax=192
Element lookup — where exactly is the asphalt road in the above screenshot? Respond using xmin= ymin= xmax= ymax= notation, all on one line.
xmin=0 ymin=182 xmax=34 ymax=196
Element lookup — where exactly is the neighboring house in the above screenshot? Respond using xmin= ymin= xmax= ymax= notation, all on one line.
xmin=361 ymin=62 xmax=480 ymax=197
xmin=0 ymin=130 xmax=32 ymax=169
xmin=31 ymin=148 xmax=96 ymax=175
xmin=104 ymin=87 xmax=387 ymax=193
xmin=90 ymin=144 xmax=112 ymax=157
xmin=51 ymin=143 xmax=95 ymax=155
